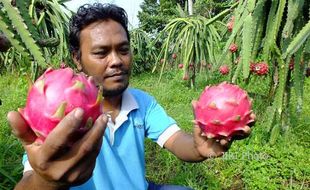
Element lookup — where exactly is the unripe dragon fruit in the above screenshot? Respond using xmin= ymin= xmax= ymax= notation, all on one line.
xmin=219 ymin=65 xmax=230 ymax=75
xmin=254 ymin=62 xmax=269 ymax=75
xmin=19 ymin=68 xmax=103 ymax=142
xmin=194 ymin=82 xmax=253 ymax=140
xmin=229 ymin=43 xmax=238 ymax=53
xmin=227 ymin=16 xmax=235 ymax=32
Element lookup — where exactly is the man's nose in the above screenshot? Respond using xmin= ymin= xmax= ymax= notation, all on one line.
xmin=109 ymin=51 xmax=122 ymax=67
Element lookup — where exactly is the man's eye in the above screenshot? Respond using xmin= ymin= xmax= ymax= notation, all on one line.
xmin=94 ymin=51 xmax=107 ymax=55
xmin=119 ymin=47 xmax=129 ymax=54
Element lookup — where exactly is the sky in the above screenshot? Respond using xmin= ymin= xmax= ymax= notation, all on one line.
xmin=64 ymin=0 xmax=143 ymax=29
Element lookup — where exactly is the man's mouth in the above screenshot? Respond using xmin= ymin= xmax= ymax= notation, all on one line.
xmin=105 ymin=71 xmax=128 ymax=79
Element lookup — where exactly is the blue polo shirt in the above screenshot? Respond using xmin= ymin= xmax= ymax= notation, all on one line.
xmin=22 ymin=88 xmax=181 ymax=190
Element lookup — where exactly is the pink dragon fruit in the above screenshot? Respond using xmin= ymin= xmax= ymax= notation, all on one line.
xmin=194 ymin=82 xmax=254 ymax=140
xmin=178 ymin=63 xmax=184 ymax=69
xmin=19 ymin=67 xmax=103 ymax=143
xmin=227 ymin=21 xmax=234 ymax=32
xmin=254 ymin=62 xmax=269 ymax=75
xmin=172 ymin=53 xmax=177 ymax=59
xmin=227 ymin=16 xmax=235 ymax=32
xmin=250 ymin=62 xmax=256 ymax=73
xmin=219 ymin=65 xmax=230 ymax=75
xmin=229 ymin=43 xmax=238 ymax=53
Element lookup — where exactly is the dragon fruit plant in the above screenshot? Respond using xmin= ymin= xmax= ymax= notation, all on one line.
xmin=194 ymin=82 xmax=254 ymax=140
xmin=19 ymin=68 xmax=103 ymax=143
xmin=219 ymin=65 xmax=230 ymax=75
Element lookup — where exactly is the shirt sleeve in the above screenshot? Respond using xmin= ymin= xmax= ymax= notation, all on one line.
xmin=22 ymin=152 xmax=33 ymax=173
xmin=157 ymin=124 xmax=181 ymax=147
xmin=144 ymin=97 xmax=179 ymax=147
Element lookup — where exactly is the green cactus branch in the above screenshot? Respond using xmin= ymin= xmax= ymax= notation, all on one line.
xmin=283 ymin=20 xmax=310 ymax=59
xmin=1 ymin=0 xmax=46 ymax=67
xmin=15 ymin=0 xmax=41 ymax=41
xmin=0 ymin=14 xmax=28 ymax=57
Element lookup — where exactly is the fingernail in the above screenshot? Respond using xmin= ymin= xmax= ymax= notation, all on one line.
xmin=101 ymin=114 xmax=108 ymax=122
xmin=74 ymin=108 xmax=84 ymax=118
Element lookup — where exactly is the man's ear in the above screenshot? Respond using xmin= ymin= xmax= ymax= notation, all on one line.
xmin=72 ymin=51 xmax=82 ymax=71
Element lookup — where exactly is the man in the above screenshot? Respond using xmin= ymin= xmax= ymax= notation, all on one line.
xmin=7 ymin=3 xmax=253 ymax=190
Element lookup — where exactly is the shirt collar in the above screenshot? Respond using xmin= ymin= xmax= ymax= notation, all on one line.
xmin=107 ymin=88 xmax=139 ymax=145
xmin=120 ymin=88 xmax=139 ymax=113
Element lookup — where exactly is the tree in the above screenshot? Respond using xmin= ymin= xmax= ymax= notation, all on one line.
xmin=137 ymin=0 xmax=179 ymax=34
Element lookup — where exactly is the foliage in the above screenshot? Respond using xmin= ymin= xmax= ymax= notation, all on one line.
xmin=152 ymin=3 xmax=238 ymax=87
xmin=0 ymin=73 xmax=27 ymax=190
xmin=137 ymin=0 xmax=179 ymax=34
xmin=130 ymin=28 xmax=158 ymax=75
xmin=154 ymin=0 xmax=310 ymax=142
xmin=0 ymin=0 xmax=72 ymax=77
xmin=216 ymin=0 xmax=310 ymax=141
xmin=194 ymin=0 xmax=235 ymax=18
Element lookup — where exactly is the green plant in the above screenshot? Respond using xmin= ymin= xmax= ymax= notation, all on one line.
xmin=0 ymin=0 xmax=72 ymax=76
xmin=215 ymin=0 xmax=310 ymax=142
xmin=130 ymin=28 xmax=157 ymax=74
xmin=152 ymin=2 xmax=238 ymax=87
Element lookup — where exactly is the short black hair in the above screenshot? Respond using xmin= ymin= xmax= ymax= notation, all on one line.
xmin=68 ymin=3 xmax=130 ymax=55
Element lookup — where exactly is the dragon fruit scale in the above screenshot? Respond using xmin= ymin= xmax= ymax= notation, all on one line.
xmin=19 ymin=68 xmax=103 ymax=143
xmin=194 ymin=82 xmax=254 ymax=140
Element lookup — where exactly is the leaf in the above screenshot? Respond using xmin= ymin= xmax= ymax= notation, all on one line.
xmin=282 ymin=20 xmax=310 ymax=59
xmin=1 ymin=0 xmax=46 ymax=67
xmin=241 ymin=14 xmax=255 ymax=79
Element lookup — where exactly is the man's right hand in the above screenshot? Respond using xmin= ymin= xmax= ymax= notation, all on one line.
xmin=7 ymin=108 xmax=107 ymax=190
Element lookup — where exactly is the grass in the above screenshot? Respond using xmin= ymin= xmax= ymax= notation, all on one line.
xmin=0 ymin=70 xmax=309 ymax=189
xmin=0 ymin=72 xmax=28 ymax=190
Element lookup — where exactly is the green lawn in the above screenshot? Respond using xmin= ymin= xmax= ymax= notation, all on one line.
xmin=0 ymin=71 xmax=309 ymax=189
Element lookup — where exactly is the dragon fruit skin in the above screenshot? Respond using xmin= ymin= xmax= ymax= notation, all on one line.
xmin=194 ymin=82 xmax=254 ymax=140
xmin=19 ymin=68 xmax=102 ymax=142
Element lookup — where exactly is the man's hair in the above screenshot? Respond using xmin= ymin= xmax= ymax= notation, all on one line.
xmin=69 ymin=3 xmax=130 ymax=54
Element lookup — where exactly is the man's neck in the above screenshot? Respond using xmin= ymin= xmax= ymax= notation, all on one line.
xmin=102 ymin=95 xmax=122 ymax=122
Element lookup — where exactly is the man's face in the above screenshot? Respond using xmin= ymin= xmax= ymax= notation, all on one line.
xmin=74 ymin=19 xmax=132 ymax=97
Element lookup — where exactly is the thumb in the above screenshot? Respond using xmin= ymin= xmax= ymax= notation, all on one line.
xmin=7 ymin=111 xmax=36 ymax=146
xmin=191 ymin=100 xmax=198 ymax=118
xmin=192 ymin=120 xmax=207 ymax=145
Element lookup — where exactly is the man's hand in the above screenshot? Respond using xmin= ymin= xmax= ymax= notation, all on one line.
xmin=7 ymin=108 xmax=107 ymax=189
xmin=191 ymin=100 xmax=254 ymax=158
